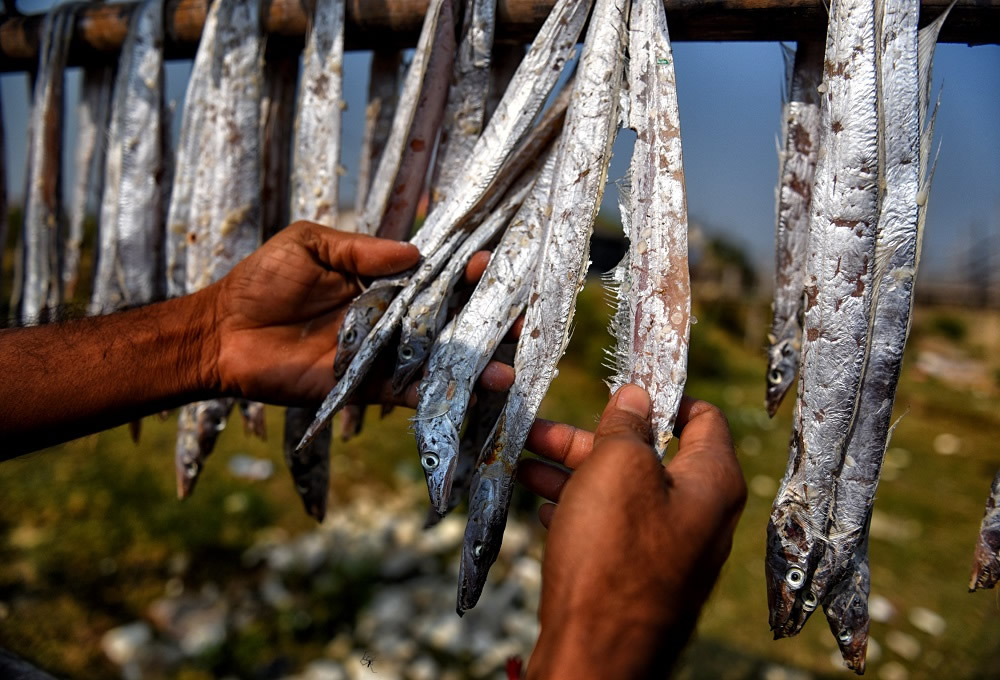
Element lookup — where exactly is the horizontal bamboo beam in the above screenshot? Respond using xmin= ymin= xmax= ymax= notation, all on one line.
xmin=0 ymin=0 xmax=996 ymax=72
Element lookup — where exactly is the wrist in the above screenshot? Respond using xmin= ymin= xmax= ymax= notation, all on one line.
xmin=182 ymin=286 xmax=223 ymax=396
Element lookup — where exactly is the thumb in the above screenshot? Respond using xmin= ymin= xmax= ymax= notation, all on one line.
xmin=291 ymin=222 xmax=421 ymax=277
xmin=593 ymin=384 xmax=654 ymax=448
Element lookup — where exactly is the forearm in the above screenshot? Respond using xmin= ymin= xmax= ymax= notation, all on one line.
xmin=0 ymin=289 xmax=220 ymax=458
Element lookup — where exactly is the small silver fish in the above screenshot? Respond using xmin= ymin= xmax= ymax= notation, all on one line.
xmin=65 ymin=61 xmax=115 ymax=299
xmin=334 ymin=282 xmax=399 ymax=379
xmin=766 ymin=0 xmax=880 ymax=636
xmin=283 ymin=406 xmax=332 ymax=521
xmin=823 ymin=531 xmax=871 ymax=674
xmin=428 ymin=0 xmax=497 ymax=208
xmin=91 ymin=0 xmax=167 ymax=315
xmin=355 ymin=51 xmax=403 ymax=220
xmin=606 ymin=0 xmax=690 ymax=458
xmin=172 ymin=0 xmax=263 ymax=498
xmin=970 ymin=468 xmax=1000 ymax=591
xmin=765 ymin=39 xmax=823 ymax=417
xmin=20 ymin=3 xmax=77 ymax=324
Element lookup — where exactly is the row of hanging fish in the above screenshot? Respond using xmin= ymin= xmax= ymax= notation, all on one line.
xmin=757 ymin=1 xmax=997 ymax=673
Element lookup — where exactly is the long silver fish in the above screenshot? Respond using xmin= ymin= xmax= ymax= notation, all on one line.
xmin=823 ymin=529 xmax=871 ymax=674
xmin=355 ymin=51 xmax=403 ymax=220
xmin=282 ymin=0 xmax=346 ymax=521
xmin=65 ymin=62 xmax=115 ymax=299
xmin=459 ymin=0 xmax=627 ymax=612
xmin=174 ymin=0 xmax=263 ymax=499
xmin=605 ymin=0 xmax=689 ymax=458
xmin=429 ymin=0 xmax=497 ymax=208
xmin=766 ymin=0 xmax=880 ymax=636
xmin=260 ymin=49 xmax=297 ymax=239
xmin=20 ymin=3 xmax=77 ymax=324
xmin=970 ymin=468 xmax=1000 ymax=591
xmin=357 ymin=0 xmax=454 ymax=240
xmin=781 ymin=4 xmax=949 ymax=639
xmin=409 ymin=161 xmax=545 ymax=511
xmin=765 ymin=39 xmax=823 ymax=417
xmin=301 ymin=0 xmax=591 ymax=446
xmin=90 ymin=0 xmax=167 ymax=316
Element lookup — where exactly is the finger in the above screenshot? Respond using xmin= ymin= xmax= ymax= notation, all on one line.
xmin=478 ymin=361 xmax=514 ymax=392
xmin=538 ymin=503 xmax=556 ymax=529
xmin=592 ymin=384 xmax=654 ymax=448
xmin=524 ymin=418 xmax=594 ymax=469
xmin=292 ymin=222 xmax=420 ymax=277
xmin=503 ymin=315 xmax=525 ymax=342
xmin=462 ymin=251 xmax=492 ymax=285
xmin=517 ymin=459 xmax=571 ymax=502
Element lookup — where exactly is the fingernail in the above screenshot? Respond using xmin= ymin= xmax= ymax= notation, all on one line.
xmin=614 ymin=384 xmax=651 ymax=418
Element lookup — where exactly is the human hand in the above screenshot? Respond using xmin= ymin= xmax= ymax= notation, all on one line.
xmin=520 ymin=385 xmax=746 ymax=679
xmin=205 ymin=222 xmax=510 ymax=405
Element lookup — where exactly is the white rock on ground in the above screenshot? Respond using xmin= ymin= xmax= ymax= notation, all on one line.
xmin=304 ymin=659 xmax=348 ymax=680
xmin=101 ymin=622 xmax=153 ymax=666
xmin=908 ymin=606 xmax=946 ymax=636
xmin=878 ymin=660 xmax=909 ymax=680
xmin=885 ymin=630 xmax=921 ymax=661
xmin=869 ymin=594 xmax=896 ymax=623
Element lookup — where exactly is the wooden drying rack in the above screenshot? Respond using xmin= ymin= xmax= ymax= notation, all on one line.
xmin=0 ymin=0 xmax=996 ymax=73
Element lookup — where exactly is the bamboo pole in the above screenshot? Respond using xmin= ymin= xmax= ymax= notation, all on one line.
xmin=0 ymin=0 xmax=996 ymax=72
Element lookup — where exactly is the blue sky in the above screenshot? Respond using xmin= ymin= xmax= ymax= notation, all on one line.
xmin=2 ymin=4 xmax=998 ymax=279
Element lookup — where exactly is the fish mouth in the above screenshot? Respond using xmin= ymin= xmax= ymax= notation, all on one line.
xmin=840 ymin=637 xmax=869 ymax=675
xmin=428 ymin=455 xmax=459 ymax=516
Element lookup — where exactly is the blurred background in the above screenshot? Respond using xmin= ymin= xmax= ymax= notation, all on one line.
xmin=1 ymin=2 xmax=999 ymax=679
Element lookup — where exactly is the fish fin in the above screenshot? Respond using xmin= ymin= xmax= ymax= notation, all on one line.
xmin=603 ymin=179 xmax=634 ymax=394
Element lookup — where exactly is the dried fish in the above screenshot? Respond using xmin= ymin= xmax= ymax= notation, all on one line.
xmin=282 ymin=0 xmax=345 ymax=520
xmin=765 ymin=39 xmax=823 ymax=417
xmin=970 ymin=468 xmax=1000 ymax=591
xmin=355 ymin=51 xmax=403 ymax=220
xmin=20 ymin=3 xmax=77 ymax=324
xmin=394 ymin=157 xmax=541 ymax=394
xmin=766 ymin=0 xmax=879 ymax=636
xmin=91 ymin=0 xmax=167 ymax=315
xmin=173 ymin=0 xmax=263 ymax=499
xmin=429 ymin=0 xmax=497 ymax=208
xmin=410 ymin=161 xmax=544 ymax=511
xmin=358 ymin=0 xmax=454 ymax=240
xmin=606 ymin=0 xmax=690 ymax=458
xmin=458 ymin=0 xmax=627 ymax=612
xmin=302 ymin=0 xmax=591 ymax=445
xmin=823 ymin=531 xmax=871 ymax=674
xmin=65 ymin=62 xmax=115 ymax=299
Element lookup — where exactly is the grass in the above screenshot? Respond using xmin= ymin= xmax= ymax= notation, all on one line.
xmin=1 ymin=282 xmax=999 ymax=678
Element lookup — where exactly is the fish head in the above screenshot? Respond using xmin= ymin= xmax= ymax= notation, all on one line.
xmin=175 ymin=401 xmax=231 ymax=499
xmin=392 ymin=325 xmax=433 ymax=395
xmin=969 ymin=525 xmax=1000 ymax=591
xmin=765 ymin=338 xmax=799 ymax=417
xmin=765 ymin=501 xmax=815 ymax=636
xmin=334 ymin=286 xmax=396 ymax=378
xmin=414 ymin=412 xmax=463 ymax=515
xmin=824 ymin=574 xmax=871 ymax=674
xmin=457 ymin=473 xmax=508 ymax=614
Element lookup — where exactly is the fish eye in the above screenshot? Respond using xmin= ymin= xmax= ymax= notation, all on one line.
xmin=802 ymin=590 xmax=818 ymax=611
xmin=400 ymin=345 xmax=414 ymax=360
xmin=838 ymin=629 xmax=852 ymax=643
xmin=473 ymin=542 xmax=483 ymax=558
xmin=422 ymin=452 xmax=440 ymax=470
xmin=343 ymin=328 xmax=357 ymax=345
xmin=785 ymin=567 xmax=805 ymax=589
xmin=184 ymin=461 xmax=199 ymax=478
xmin=768 ymin=368 xmax=783 ymax=384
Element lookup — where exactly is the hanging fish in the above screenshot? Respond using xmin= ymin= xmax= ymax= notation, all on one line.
xmin=20 ymin=3 xmax=77 ymax=324
xmin=606 ymin=0 xmax=690 ymax=458
xmin=260 ymin=48 xmax=297 ymax=240
xmin=970 ymin=468 xmax=1000 ymax=591
xmin=765 ymin=0 xmax=880 ymax=637
xmin=172 ymin=0 xmax=264 ymax=499
xmin=355 ymin=51 xmax=403 ymax=219
xmin=765 ymin=39 xmax=823 ymax=417
xmin=823 ymin=528 xmax=872 ymax=674
xmin=91 ymin=0 xmax=167 ymax=316
xmin=300 ymin=0 xmax=592 ymax=447
xmin=410 ymin=159 xmax=543 ymax=512
xmin=357 ymin=0 xmax=454 ymax=240
xmin=428 ymin=0 xmax=497 ymax=208
xmin=65 ymin=61 xmax=116 ymax=300
xmin=459 ymin=0 xmax=627 ymax=612
xmin=281 ymin=0 xmax=346 ymax=521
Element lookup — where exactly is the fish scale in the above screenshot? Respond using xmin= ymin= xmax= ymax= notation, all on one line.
xmin=765 ymin=39 xmax=823 ymax=417
xmin=172 ymin=0 xmax=264 ymax=500
xmin=281 ymin=0 xmax=346 ymax=522
xmin=458 ymin=0 xmax=628 ymax=613
xmin=606 ymin=0 xmax=690 ymax=459
xmin=766 ymin=0 xmax=880 ymax=637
